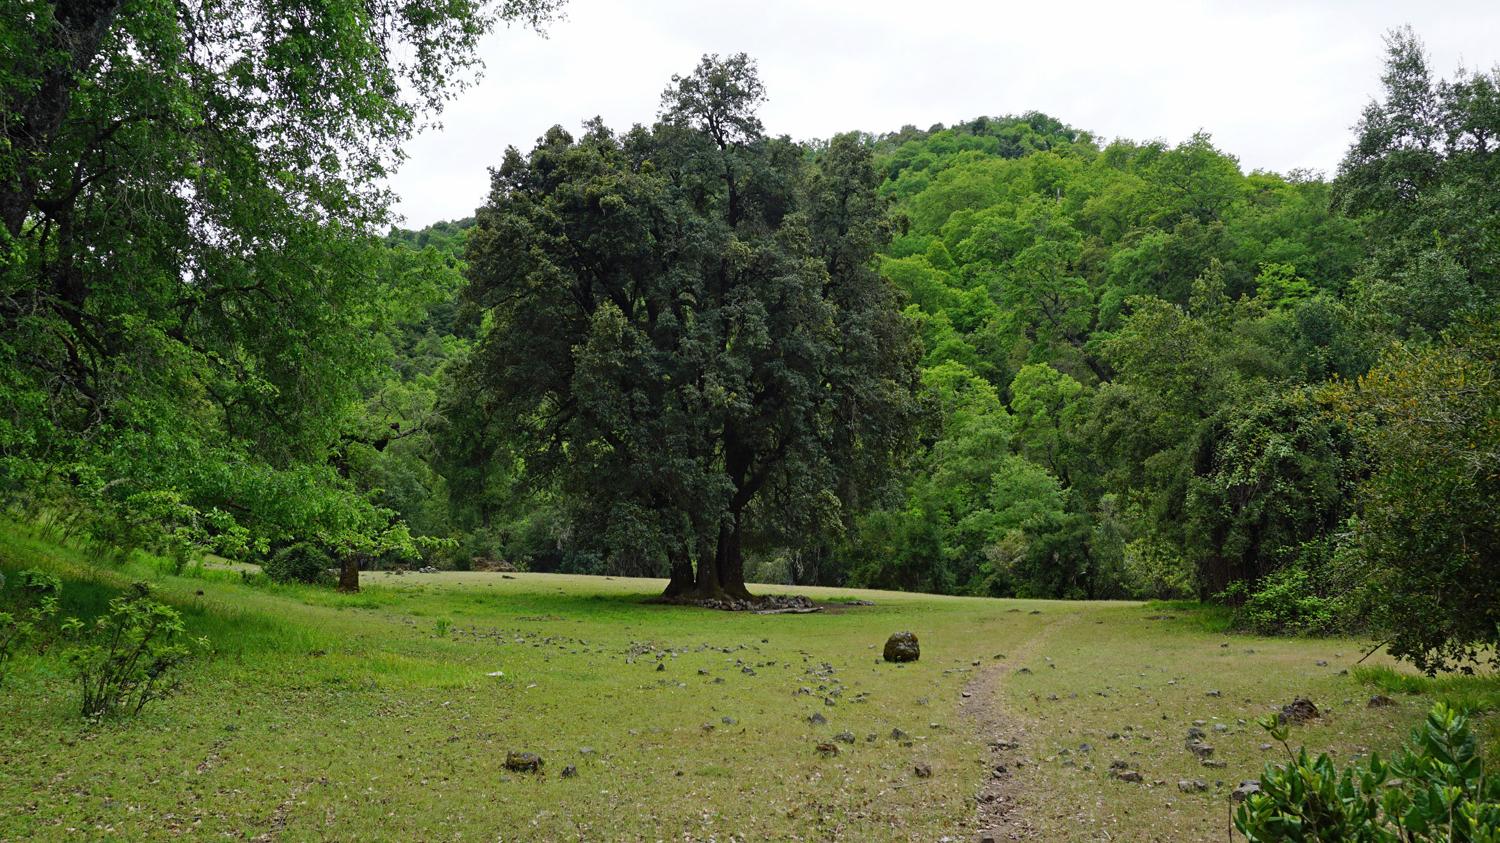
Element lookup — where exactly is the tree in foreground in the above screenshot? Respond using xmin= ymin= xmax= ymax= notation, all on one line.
xmin=0 ymin=0 xmax=562 ymax=574
xmin=451 ymin=55 xmax=920 ymax=599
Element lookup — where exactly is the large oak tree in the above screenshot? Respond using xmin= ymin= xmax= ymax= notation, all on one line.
xmin=452 ymin=55 xmax=920 ymax=599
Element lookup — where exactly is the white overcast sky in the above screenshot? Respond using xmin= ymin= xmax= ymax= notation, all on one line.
xmin=388 ymin=0 xmax=1500 ymax=228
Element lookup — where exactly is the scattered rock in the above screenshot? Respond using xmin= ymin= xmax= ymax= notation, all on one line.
xmin=1316 ymin=660 xmax=1328 ymax=667
xmin=1112 ymin=769 xmax=1144 ymax=783
xmin=1201 ymin=759 xmax=1227 ymax=769
xmin=656 ymin=662 xmax=665 ymax=672
xmin=808 ymin=712 xmax=828 ymax=725
xmin=883 ymin=631 xmax=921 ymax=663
xmin=816 ymin=742 xmax=839 ymax=757
xmin=1186 ymin=727 xmax=1206 ymax=741
xmin=1232 ymin=781 xmax=1262 ymax=802
xmin=1213 ymin=724 xmax=1228 ymax=733
xmin=504 ymin=752 xmax=542 ymax=773
xmin=1206 ymin=689 xmax=1222 ymax=697
xmin=561 ymin=765 xmax=577 ymax=778
xmin=891 ymin=727 xmax=909 ymax=740
xmin=1187 ymin=741 xmax=1214 ymax=759
xmin=1278 ymin=698 xmax=1320 ymax=724
xmin=1177 ymin=779 xmax=1208 ymax=793
xmin=721 ymin=716 xmax=737 ymax=725
xmin=834 ymin=731 xmax=856 ymax=744
xmin=913 ymin=762 xmax=933 ymax=778
xmin=1368 ymin=695 xmax=1396 ymax=708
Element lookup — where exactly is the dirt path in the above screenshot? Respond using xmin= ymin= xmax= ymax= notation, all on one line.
xmin=960 ymin=662 xmax=1035 ymax=841
xmin=959 ymin=613 xmax=1079 ymax=841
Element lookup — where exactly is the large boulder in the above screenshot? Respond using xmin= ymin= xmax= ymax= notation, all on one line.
xmin=883 ymin=631 xmax=920 ymax=663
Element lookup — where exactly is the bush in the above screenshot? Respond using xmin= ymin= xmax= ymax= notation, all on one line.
xmin=0 ymin=568 xmax=62 ymax=687
xmin=1236 ymin=702 xmax=1500 ymax=841
xmin=1233 ymin=566 xmax=1337 ymax=635
xmin=263 ymin=542 xmax=334 ymax=585
xmin=64 ymin=582 xmax=205 ymax=718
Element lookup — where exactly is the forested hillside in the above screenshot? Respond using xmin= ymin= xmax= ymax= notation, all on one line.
xmin=3 ymin=20 xmax=1496 ymax=670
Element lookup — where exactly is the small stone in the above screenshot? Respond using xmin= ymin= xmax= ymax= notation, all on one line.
xmin=656 ymin=662 xmax=665 ymax=672
xmin=1316 ymin=660 xmax=1328 ymax=667
xmin=1112 ymin=769 xmax=1144 ymax=783
xmin=561 ymin=765 xmax=577 ymax=778
xmin=504 ymin=751 xmax=543 ymax=773
xmin=1232 ymin=781 xmax=1261 ymax=802
xmin=913 ymin=762 xmax=933 ymax=778
xmin=1368 ymin=695 xmax=1396 ymax=708
xmin=1213 ymin=724 xmax=1228 ymax=733
xmin=1201 ymin=759 xmax=1227 ymax=769
xmin=1206 ymin=689 xmax=1222 ymax=697
xmin=1278 ymin=698 xmax=1320 ymax=724
xmin=1177 ymin=779 xmax=1208 ymax=793
xmin=808 ymin=712 xmax=827 ymax=725
xmin=721 ymin=716 xmax=736 ymax=725
xmin=834 ymin=731 xmax=856 ymax=744
xmin=1187 ymin=741 xmax=1214 ymax=759
xmin=816 ymin=742 xmax=839 ymax=756
xmin=891 ymin=727 xmax=908 ymax=740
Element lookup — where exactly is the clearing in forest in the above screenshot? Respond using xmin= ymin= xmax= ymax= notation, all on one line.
xmin=1 ymin=529 xmax=1487 ymax=841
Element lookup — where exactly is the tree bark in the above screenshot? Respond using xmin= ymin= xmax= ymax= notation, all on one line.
xmin=1 ymin=0 xmax=125 ymax=236
xmin=338 ymin=554 xmax=361 ymax=593
xmin=663 ymin=548 xmax=695 ymax=597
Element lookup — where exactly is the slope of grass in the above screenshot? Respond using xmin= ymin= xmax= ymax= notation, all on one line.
xmin=2 ymin=524 xmax=1493 ymax=841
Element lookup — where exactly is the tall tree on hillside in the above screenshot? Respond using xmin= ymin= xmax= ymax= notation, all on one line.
xmin=1335 ymin=27 xmax=1500 ymax=337
xmin=451 ymin=55 xmax=920 ymax=599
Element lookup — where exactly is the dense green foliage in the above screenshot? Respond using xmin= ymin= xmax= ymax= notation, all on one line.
xmin=445 ymin=56 xmax=920 ymax=598
xmin=1237 ymin=703 xmax=1500 ymax=842
xmin=1 ymin=6 xmax=1496 ymax=675
xmin=348 ymin=32 xmax=1498 ymax=671
xmin=0 ymin=0 xmax=561 ymax=585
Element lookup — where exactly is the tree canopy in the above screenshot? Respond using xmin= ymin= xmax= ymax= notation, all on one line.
xmin=449 ymin=55 xmax=920 ymax=599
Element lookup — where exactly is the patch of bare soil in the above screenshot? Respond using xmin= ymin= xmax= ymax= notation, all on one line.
xmin=961 ymin=663 xmax=1038 ymax=842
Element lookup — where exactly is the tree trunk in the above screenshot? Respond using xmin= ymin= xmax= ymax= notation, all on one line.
xmin=662 ymin=548 xmax=695 ymax=597
xmin=338 ymin=554 xmax=361 ymax=593
xmin=708 ymin=514 xmax=753 ymax=600
xmin=1 ymin=0 xmax=125 ymax=236
xmin=694 ymin=529 xmax=724 ymax=599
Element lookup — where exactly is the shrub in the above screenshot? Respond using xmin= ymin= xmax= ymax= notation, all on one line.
xmin=1235 ymin=702 xmax=1500 ymax=841
xmin=0 ymin=568 xmax=62 ymax=687
xmin=263 ymin=542 xmax=334 ymax=585
xmin=1234 ymin=566 xmax=1337 ymax=635
xmin=64 ymin=582 xmax=205 ymax=718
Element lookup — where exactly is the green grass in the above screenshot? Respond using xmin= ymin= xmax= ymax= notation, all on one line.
xmin=2 ymin=525 xmax=1494 ymax=841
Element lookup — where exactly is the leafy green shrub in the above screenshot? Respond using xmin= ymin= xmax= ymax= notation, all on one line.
xmin=263 ymin=542 xmax=334 ymax=585
xmin=1231 ymin=566 xmax=1337 ymax=635
xmin=1235 ymin=702 xmax=1500 ymax=841
xmin=63 ymin=582 xmax=206 ymax=718
xmin=0 ymin=568 xmax=62 ymax=687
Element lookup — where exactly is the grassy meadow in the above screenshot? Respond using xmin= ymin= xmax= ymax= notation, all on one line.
xmin=2 ymin=525 xmax=1495 ymax=842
